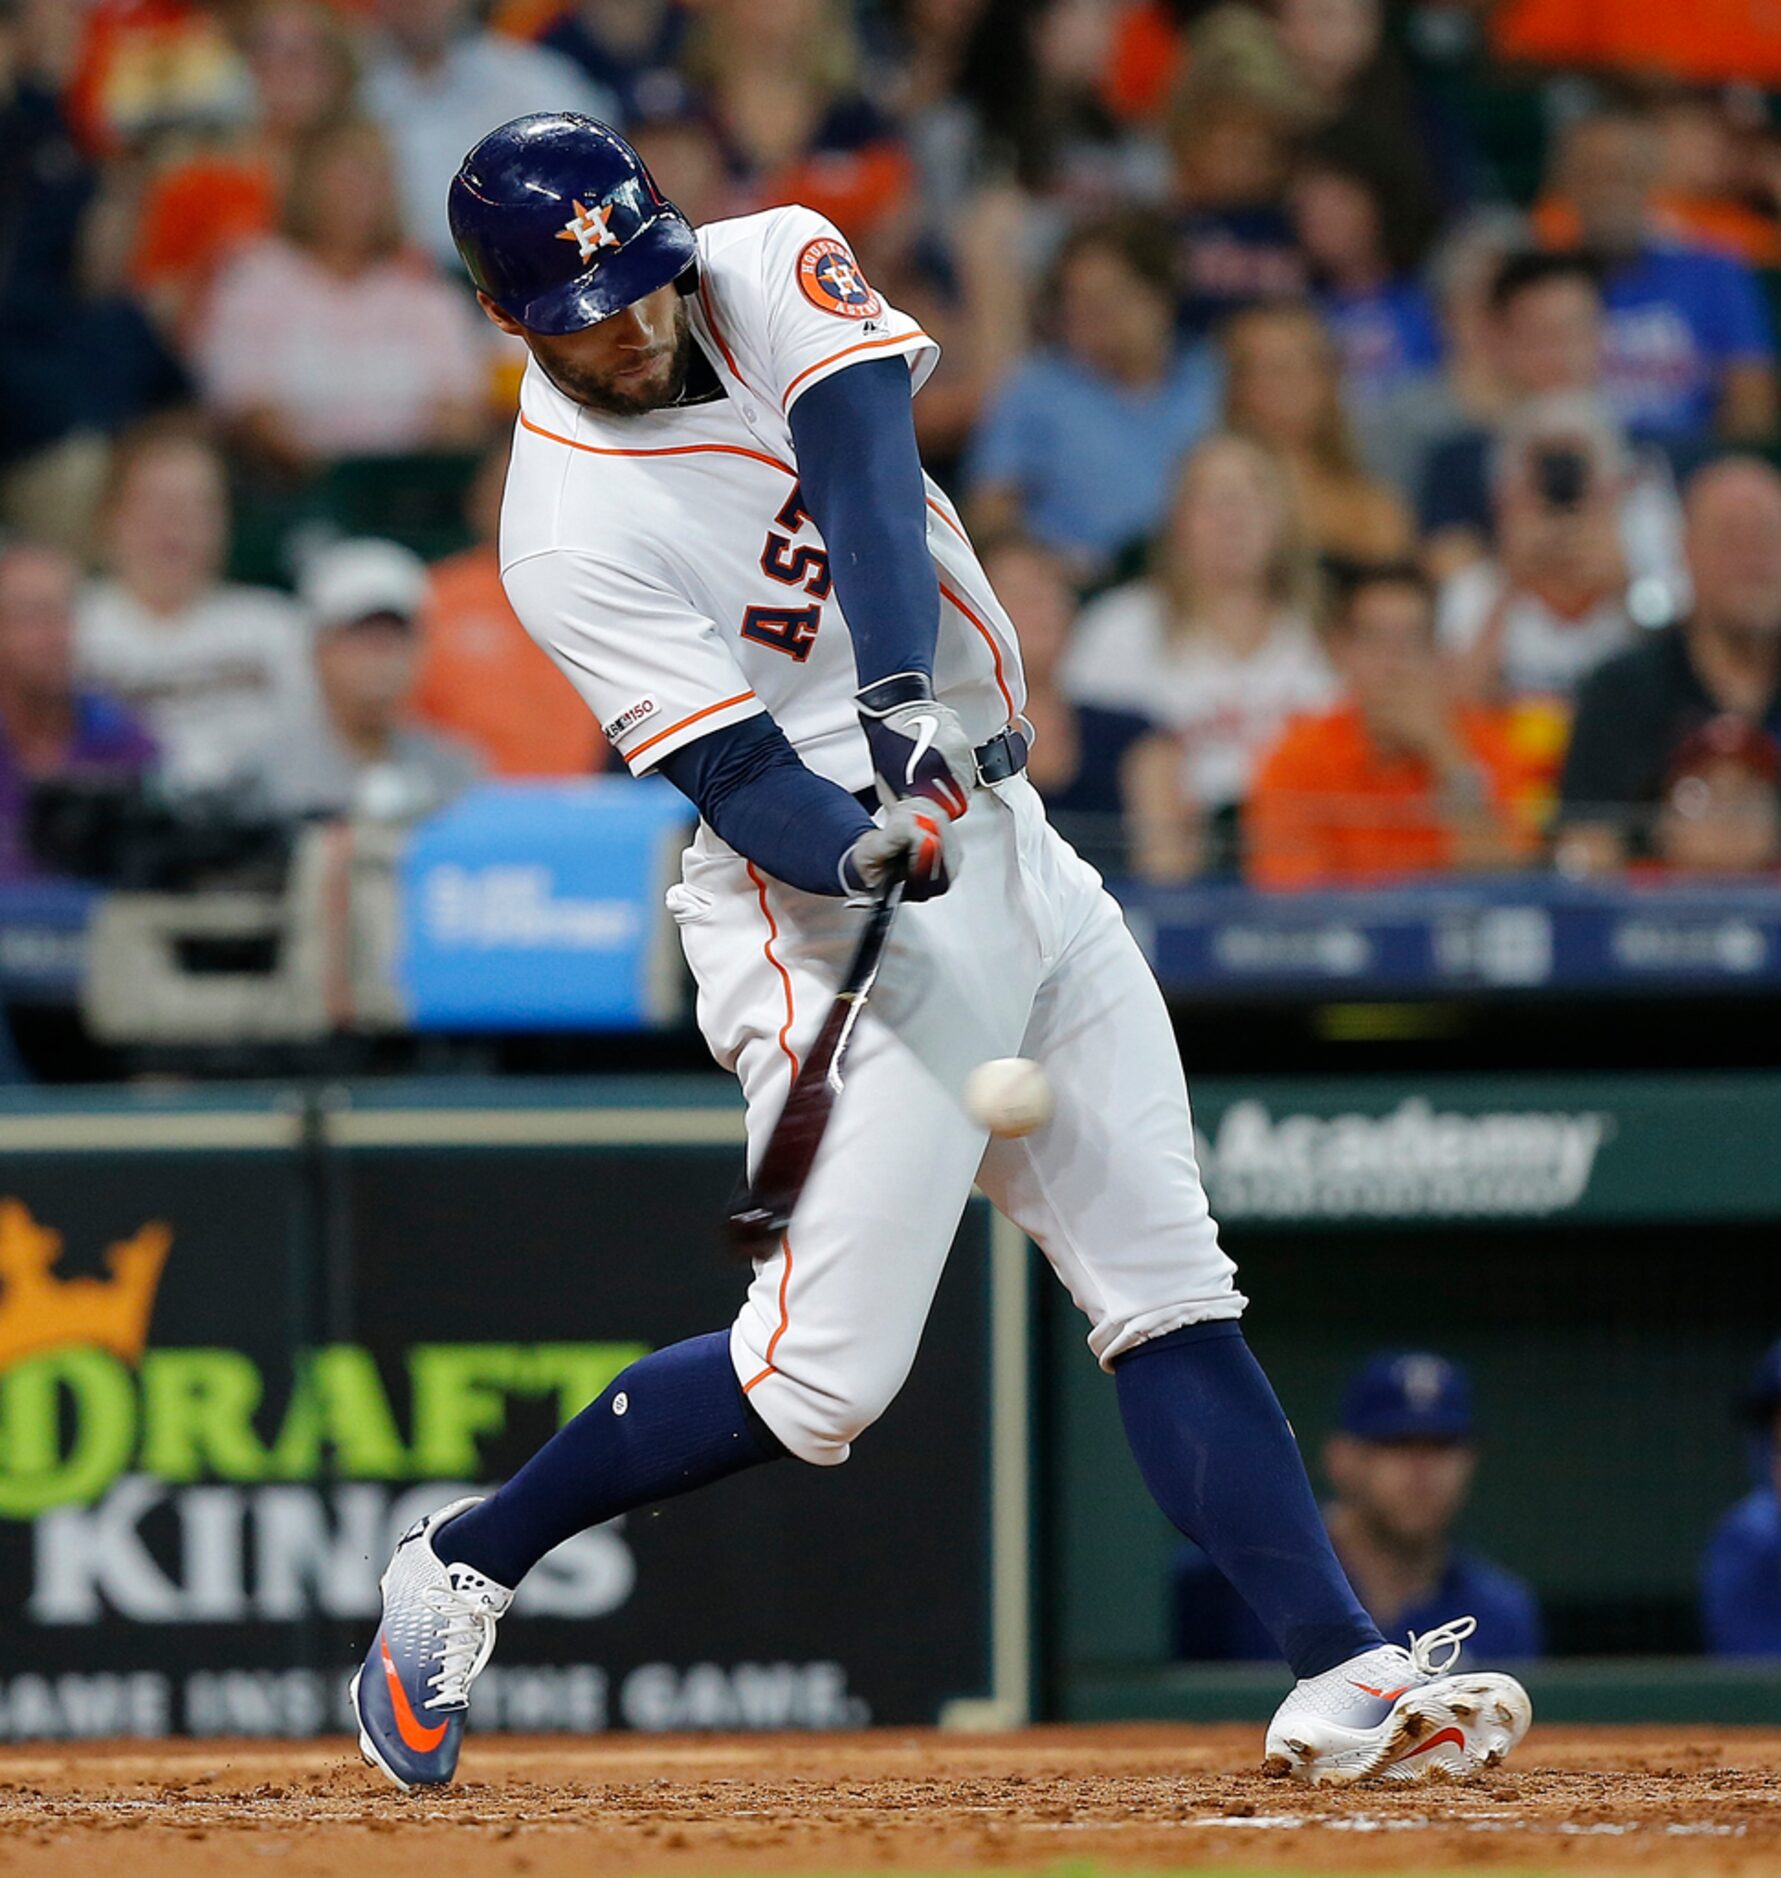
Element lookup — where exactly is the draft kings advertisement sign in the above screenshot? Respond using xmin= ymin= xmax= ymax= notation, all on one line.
xmin=0 ymin=1130 xmax=995 ymax=1739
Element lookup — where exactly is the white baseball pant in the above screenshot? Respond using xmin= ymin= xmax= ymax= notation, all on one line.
xmin=668 ymin=774 xmax=1246 ymax=1466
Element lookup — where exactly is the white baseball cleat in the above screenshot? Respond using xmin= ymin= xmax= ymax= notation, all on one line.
xmin=348 ymin=1496 xmax=513 ymax=1791
xmin=1263 ymin=1616 xmax=1532 ymax=1785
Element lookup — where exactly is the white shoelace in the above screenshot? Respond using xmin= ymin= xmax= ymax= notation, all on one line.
xmin=420 ymin=1588 xmax=499 ymax=1710
xmin=1406 ymin=1613 xmax=1477 ymax=1678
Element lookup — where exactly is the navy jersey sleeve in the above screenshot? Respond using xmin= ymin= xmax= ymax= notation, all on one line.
xmin=789 ymin=356 xmax=942 ymax=688
xmin=658 ymin=713 xmax=873 ymax=896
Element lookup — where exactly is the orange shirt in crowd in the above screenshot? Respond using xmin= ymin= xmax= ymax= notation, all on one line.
xmin=1246 ymin=704 xmax=1525 ymax=889
xmin=1104 ymin=1 xmax=1186 ymax=123
xmin=491 ymin=0 xmax=567 ymax=36
xmin=129 ymin=152 xmax=280 ymax=320
xmin=1493 ymin=0 xmax=1781 ymax=86
xmin=416 ymin=548 xmax=606 ymax=778
xmin=1534 ymin=194 xmax=1781 ymax=269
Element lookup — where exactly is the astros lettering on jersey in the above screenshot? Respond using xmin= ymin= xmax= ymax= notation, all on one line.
xmin=501 ymin=205 xmax=1023 ymax=791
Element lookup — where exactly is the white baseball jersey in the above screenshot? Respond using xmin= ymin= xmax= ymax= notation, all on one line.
xmin=497 ymin=205 xmax=1240 ymax=1469
xmin=501 ymin=205 xmax=1025 ymax=793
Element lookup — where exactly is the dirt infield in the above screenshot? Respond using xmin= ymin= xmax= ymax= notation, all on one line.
xmin=2 ymin=1725 xmax=1779 ymax=1877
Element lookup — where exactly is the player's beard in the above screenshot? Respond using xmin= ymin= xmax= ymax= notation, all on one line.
xmin=537 ymin=301 xmax=695 ymax=416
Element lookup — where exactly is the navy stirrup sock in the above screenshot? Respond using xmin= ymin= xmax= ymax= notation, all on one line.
xmin=442 ymin=1330 xmax=786 ymax=1589
xmin=1115 ymin=1320 xmax=1384 ymax=1681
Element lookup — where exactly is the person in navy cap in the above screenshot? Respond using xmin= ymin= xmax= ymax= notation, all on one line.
xmin=1174 ymin=1351 xmax=1543 ymax=1663
xmin=1700 ymin=1340 xmax=1781 ymax=1655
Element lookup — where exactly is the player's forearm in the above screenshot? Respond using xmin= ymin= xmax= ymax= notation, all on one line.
xmin=657 ymin=714 xmax=873 ymax=895
xmin=789 ymin=358 xmax=941 ymax=687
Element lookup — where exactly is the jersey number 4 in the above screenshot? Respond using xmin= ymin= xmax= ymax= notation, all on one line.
xmin=743 ymin=485 xmax=829 ymax=662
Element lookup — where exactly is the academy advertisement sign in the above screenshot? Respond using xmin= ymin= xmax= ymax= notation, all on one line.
xmin=1196 ymin=1098 xmax=1613 ymax=1220
xmin=0 ymin=1113 xmax=996 ymax=1739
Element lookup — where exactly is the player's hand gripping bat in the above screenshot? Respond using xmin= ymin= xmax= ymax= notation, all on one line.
xmin=727 ymin=867 xmax=906 ymax=1253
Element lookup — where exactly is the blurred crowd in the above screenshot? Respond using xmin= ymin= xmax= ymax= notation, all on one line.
xmin=4 ymin=0 xmax=1781 ymax=892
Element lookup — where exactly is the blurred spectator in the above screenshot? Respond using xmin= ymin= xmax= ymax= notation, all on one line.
xmin=1270 ymin=0 xmax=1435 ymax=221
xmin=536 ymin=0 xmax=689 ymax=125
xmin=1418 ymin=254 xmax=1692 ymax=600
xmin=973 ymin=0 xmax=1171 ymax=224
xmin=129 ymin=0 xmax=362 ymax=335
xmin=364 ymin=0 xmax=615 ymax=265
xmin=964 ymin=214 xmax=1217 ymax=581
xmin=1652 ymin=716 xmax=1781 ymax=877
xmin=1703 ymin=1340 xmax=1781 ymax=1655
xmin=628 ymin=111 xmax=728 ymax=229
xmin=0 ymin=10 xmax=185 ymax=548
xmin=680 ymin=0 xmax=913 ymax=251
xmin=1223 ymin=300 xmax=1414 ymax=561
xmin=1247 ymin=564 xmax=1527 ymax=887
xmin=1352 ymin=207 xmax=1528 ymax=506
xmin=1175 ymin=1351 xmax=1542 ymax=1663
xmin=1292 ymin=129 xmax=1442 ymax=406
xmin=0 ymin=544 xmax=157 ymax=881
xmin=1544 ymin=108 xmax=1777 ymax=443
xmin=1558 ymin=458 xmax=1781 ymax=874
xmin=1167 ymin=36 xmax=1306 ymax=336
xmin=979 ymin=532 xmax=1137 ymax=867
xmin=262 ymin=538 xmax=481 ymax=818
xmin=1438 ymin=395 xmax=1645 ymax=705
xmin=416 ymin=442 xmax=603 ymax=777
xmin=195 ymin=120 xmax=489 ymax=475
xmin=1069 ymin=434 xmax=1336 ymax=882
xmin=1419 ymin=252 xmax=1604 ymax=559
xmin=1650 ymin=88 xmax=1781 ymax=269
xmin=65 ymin=0 xmax=252 ymax=157
xmin=76 ymin=420 xmax=309 ymax=791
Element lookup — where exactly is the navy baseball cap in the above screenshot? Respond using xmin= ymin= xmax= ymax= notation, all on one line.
xmin=1340 ymin=1352 xmax=1474 ymax=1443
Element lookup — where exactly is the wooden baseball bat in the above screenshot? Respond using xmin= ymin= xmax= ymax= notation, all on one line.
xmin=726 ymin=869 xmax=906 ymax=1253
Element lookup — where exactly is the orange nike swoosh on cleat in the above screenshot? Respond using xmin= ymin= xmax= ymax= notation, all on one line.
xmin=1403 ymin=1725 xmax=1467 ymax=1760
xmin=380 ymin=1632 xmax=448 ymax=1752
xmin=1350 ymin=1681 xmax=1414 ymax=1702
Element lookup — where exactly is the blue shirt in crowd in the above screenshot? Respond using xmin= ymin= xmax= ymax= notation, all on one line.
xmin=1320 ymin=280 xmax=1444 ymax=406
xmin=1173 ymin=1540 xmax=1544 ymax=1663
xmin=963 ymin=346 xmax=1219 ymax=573
xmin=1599 ymin=240 xmax=1774 ymax=439
xmin=1701 ymin=1486 xmax=1781 ymax=1655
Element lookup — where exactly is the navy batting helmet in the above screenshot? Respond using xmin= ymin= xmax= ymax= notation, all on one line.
xmin=448 ymin=113 xmax=698 ymax=336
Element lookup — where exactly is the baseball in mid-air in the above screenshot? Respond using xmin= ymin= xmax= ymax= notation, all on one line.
xmin=964 ymin=1057 xmax=1054 ymax=1138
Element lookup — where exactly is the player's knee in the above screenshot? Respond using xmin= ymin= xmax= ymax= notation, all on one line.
xmin=744 ymin=1362 xmax=907 ymax=1468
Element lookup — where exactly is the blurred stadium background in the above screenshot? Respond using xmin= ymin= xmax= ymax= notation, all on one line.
xmin=3 ymin=0 xmax=1781 ymax=1748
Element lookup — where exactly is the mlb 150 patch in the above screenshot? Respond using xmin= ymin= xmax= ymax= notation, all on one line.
xmin=797 ymin=237 xmax=883 ymax=319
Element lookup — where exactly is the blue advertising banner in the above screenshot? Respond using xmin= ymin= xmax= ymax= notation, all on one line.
xmin=397 ymin=781 xmax=692 ymax=1029
xmin=1121 ymin=876 xmax=1781 ymax=998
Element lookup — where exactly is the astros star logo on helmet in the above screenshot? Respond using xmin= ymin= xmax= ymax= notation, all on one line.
xmin=558 ymin=199 xmax=621 ymax=263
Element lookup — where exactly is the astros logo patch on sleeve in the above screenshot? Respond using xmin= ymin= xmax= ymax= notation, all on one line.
xmin=796 ymin=237 xmax=883 ymax=319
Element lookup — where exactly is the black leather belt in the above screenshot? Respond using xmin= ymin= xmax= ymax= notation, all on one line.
xmin=853 ymin=725 xmax=1028 ymax=813
xmin=974 ymin=724 xmax=1029 ymax=785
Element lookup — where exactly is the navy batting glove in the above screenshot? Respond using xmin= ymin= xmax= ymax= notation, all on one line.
xmin=855 ymin=671 xmax=974 ymax=820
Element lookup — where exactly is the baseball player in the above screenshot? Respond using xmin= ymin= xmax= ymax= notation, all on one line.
xmin=349 ymin=114 xmax=1531 ymax=1789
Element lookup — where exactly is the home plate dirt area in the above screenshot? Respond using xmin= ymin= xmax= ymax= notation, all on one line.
xmin=1 ymin=1725 xmax=1779 ymax=1877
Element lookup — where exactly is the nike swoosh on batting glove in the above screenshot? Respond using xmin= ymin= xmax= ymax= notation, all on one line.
xmin=855 ymin=671 xmax=974 ymax=820
xmin=840 ymin=798 xmax=957 ymax=902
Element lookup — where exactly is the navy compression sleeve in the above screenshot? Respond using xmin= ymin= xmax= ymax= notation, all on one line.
xmin=657 ymin=713 xmax=873 ymax=896
xmin=788 ymin=357 xmax=940 ymax=687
